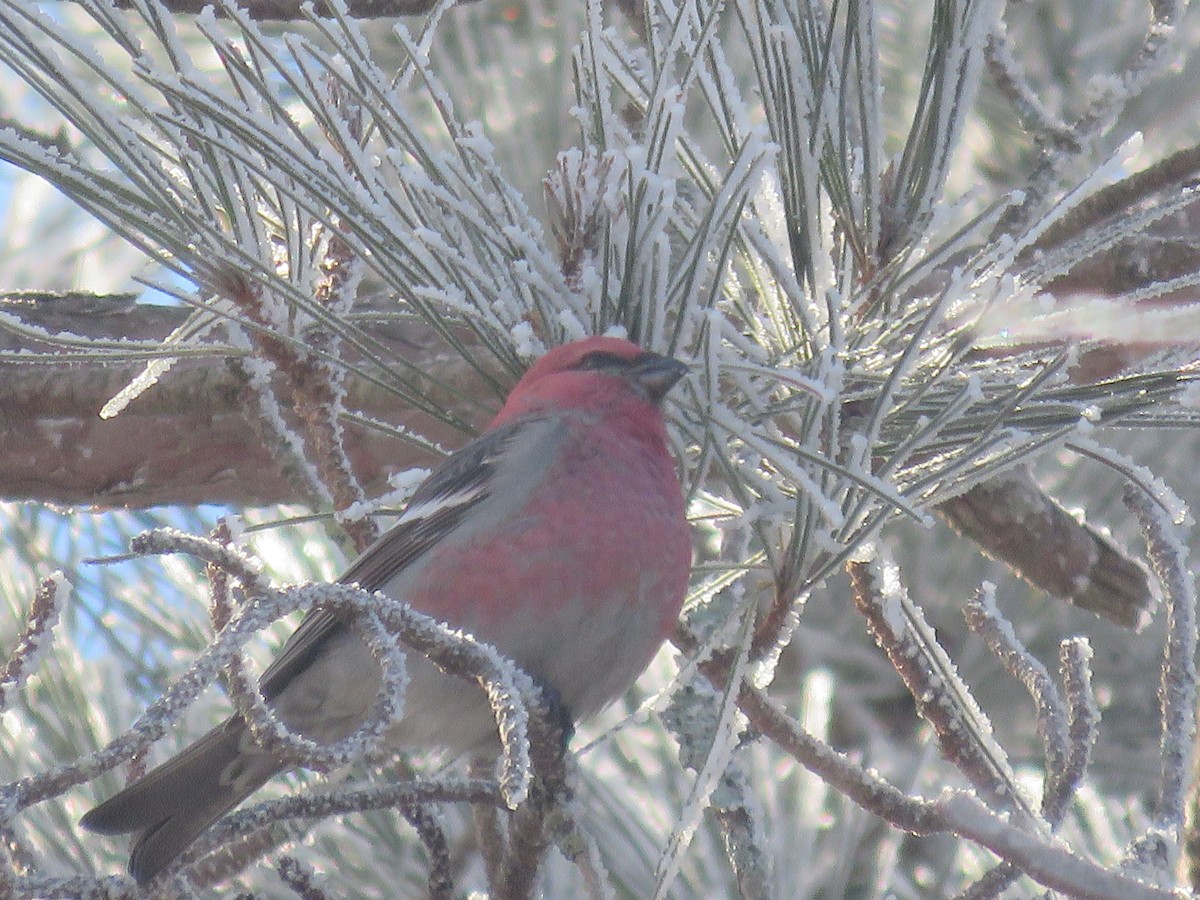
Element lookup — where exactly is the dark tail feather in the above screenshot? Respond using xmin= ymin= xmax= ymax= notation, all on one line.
xmin=81 ymin=716 xmax=281 ymax=884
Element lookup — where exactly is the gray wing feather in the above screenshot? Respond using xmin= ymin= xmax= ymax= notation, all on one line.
xmin=259 ymin=420 xmax=524 ymax=700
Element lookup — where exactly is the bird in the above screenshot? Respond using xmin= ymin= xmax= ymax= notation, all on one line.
xmin=81 ymin=335 xmax=693 ymax=884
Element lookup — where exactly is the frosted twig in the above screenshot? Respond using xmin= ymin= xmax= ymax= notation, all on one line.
xmin=848 ymin=554 xmax=1033 ymax=821
xmin=680 ymin=629 xmax=940 ymax=836
xmin=658 ymin=605 xmax=756 ymax=900
xmin=495 ymin=690 xmax=575 ymax=900
xmin=496 ymin=773 xmax=561 ymax=900
xmin=187 ymin=816 xmax=310 ymax=890
xmin=8 ymin=874 xmax=136 ymax=899
xmin=15 ymin=527 xmax=544 ymax=891
xmin=0 ymin=822 xmax=36 ymax=899
xmin=223 ymin=278 xmax=342 ymax=523
xmin=935 ymin=791 xmax=1184 ymax=900
xmin=205 ymin=519 xmax=236 ymax=632
xmin=131 ymin=526 xmax=270 ymax=593
xmin=183 ymin=778 xmax=500 ymax=884
xmin=962 ymin=584 xmax=1068 ymax=816
xmin=2 ymin=554 xmax=288 ymax=815
xmin=1125 ymin=484 xmax=1198 ymax=847
xmin=954 ymin=861 xmax=1019 ymax=900
xmin=251 ymin=579 xmax=541 ymax=809
xmin=957 ymin=603 xmax=1099 ymax=899
xmin=223 ymin=601 xmax=406 ymax=773
xmin=691 ymin=636 xmax=1185 ymax=897
xmin=1069 ymin=437 xmax=1189 ymax=526
xmin=984 ymin=22 xmax=1074 ymax=147
xmin=1068 ymin=0 xmax=1185 ymax=151
xmin=0 ymin=574 xmax=68 ymax=712
xmin=277 ymin=854 xmax=329 ymax=900
xmin=998 ymin=0 xmax=1186 ymax=238
xmin=1057 ymin=638 xmax=1099 ymax=821
xmin=399 ymin=804 xmax=453 ymax=900
xmin=550 ymin=795 xmax=613 ymax=900
xmin=285 ymin=77 xmax=376 ymax=549
xmin=470 ymin=756 xmax=507 ymax=890
xmin=6 ymin=0 xmax=1200 ymax=893
xmin=126 ymin=529 xmax=531 ymax=787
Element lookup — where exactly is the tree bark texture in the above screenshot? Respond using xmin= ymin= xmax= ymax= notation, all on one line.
xmin=0 ymin=293 xmax=498 ymax=508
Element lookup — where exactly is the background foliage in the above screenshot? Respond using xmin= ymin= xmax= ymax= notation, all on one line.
xmin=3 ymin=0 xmax=1200 ymax=896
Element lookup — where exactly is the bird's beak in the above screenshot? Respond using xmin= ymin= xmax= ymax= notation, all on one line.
xmin=631 ymin=352 xmax=689 ymax=402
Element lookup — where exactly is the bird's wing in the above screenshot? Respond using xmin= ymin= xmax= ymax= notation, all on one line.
xmin=259 ymin=418 xmax=528 ymax=700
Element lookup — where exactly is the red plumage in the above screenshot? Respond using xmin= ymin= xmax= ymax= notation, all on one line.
xmin=82 ymin=336 xmax=692 ymax=884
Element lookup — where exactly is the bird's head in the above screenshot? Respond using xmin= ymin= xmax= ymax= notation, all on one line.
xmin=492 ymin=336 xmax=688 ymax=425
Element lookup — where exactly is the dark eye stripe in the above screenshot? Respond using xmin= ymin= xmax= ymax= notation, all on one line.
xmin=575 ymin=350 xmax=631 ymax=371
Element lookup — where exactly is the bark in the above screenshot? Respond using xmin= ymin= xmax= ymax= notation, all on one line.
xmin=937 ymin=468 xmax=1156 ymax=629
xmin=0 ymin=292 xmax=499 ymax=507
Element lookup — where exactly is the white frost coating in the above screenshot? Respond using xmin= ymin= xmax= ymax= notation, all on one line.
xmin=1179 ymin=380 xmax=1200 ymax=409
xmin=99 ymin=357 xmax=170 ymax=419
xmin=847 ymin=542 xmax=876 ymax=565
xmin=1126 ymin=485 xmax=1198 ymax=832
xmin=335 ymin=493 xmax=388 ymax=527
xmin=751 ymin=599 xmax=803 ymax=690
xmin=1018 ymin=134 xmax=1148 ymax=263
xmin=971 ymin=582 xmax=1020 ymax=651
xmin=241 ymin=349 xmax=334 ymax=508
xmin=573 ymin=266 xmax=603 ymax=311
xmin=456 ymin=632 xmax=534 ymax=810
xmin=411 ymin=284 xmax=476 ymax=318
xmin=223 ymin=514 xmax=247 ymax=544
xmin=871 ymin=556 xmax=1027 ymax=817
xmin=557 ymin=309 xmax=587 ymax=341
xmin=236 ymin=595 xmax=407 ymax=771
xmin=387 ymin=467 xmax=434 ymax=495
xmin=9 ymin=1 xmax=1197 ymax=890
xmin=877 ymin=561 xmax=908 ymax=640
xmin=1 ymin=574 xmax=72 ymax=701
xmin=1067 ymin=641 xmax=1101 ymax=726
xmin=983 ymin=293 xmax=1200 ymax=344
xmin=711 ymin=406 xmax=845 ymax=528
xmin=509 ymin=321 xmax=538 ymax=358
xmin=1070 ymin=437 xmax=1193 ymax=528
xmin=508 ymin=237 xmax=579 ymax=323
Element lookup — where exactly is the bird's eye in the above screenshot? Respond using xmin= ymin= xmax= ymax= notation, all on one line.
xmin=575 ymin=350 xmax=628 ymax=371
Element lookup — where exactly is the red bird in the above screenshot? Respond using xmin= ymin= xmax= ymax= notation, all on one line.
xmin=82 ymin=336 xmax=693 ymax=884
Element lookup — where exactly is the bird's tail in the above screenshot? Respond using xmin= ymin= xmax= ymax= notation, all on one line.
xmin=81 ymin=716 xmax=281 ymax=884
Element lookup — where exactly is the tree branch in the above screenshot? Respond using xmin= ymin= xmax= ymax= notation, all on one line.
xmin=0 ymin=293 xmax=499 ymax=507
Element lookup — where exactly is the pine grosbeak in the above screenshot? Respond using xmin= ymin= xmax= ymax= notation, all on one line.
xmin=82 ymin=336 xmax=692 ymax=883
